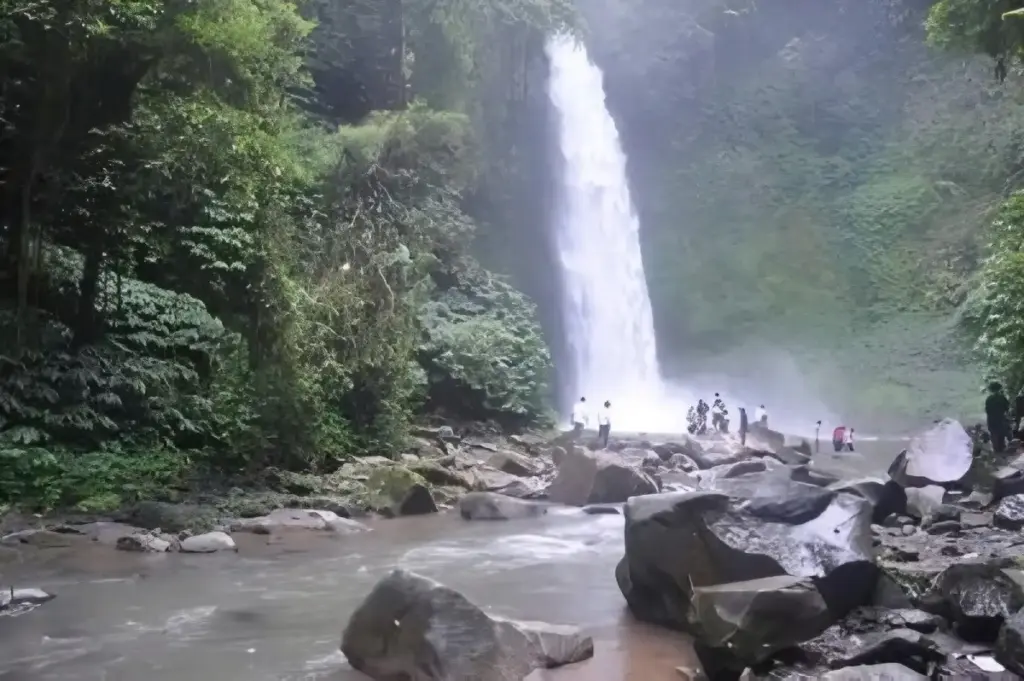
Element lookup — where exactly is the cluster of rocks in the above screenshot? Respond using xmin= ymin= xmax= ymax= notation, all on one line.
xmin=613 ymin=417 xmax=1024 ymax=679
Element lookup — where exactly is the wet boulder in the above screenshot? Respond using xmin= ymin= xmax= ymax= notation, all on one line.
xmin=546 ymin=448 xmax=657 ymax=506
xmin=458 ymin=492 xmax=548 ymax=520
xmin=688 ymin=575 xmax=833 ymax=668
xmin=924 ymin=561 xmax=1024 ymax=642
xmin=487 ymin=450 xmax=541 ymax=477
xmin=651 ymin=437 xmax=703 ymax=461
xmin=994 ymin=494 xmax=1024 ymax=530
xmin=904 ymin=485 xmax=945 ymax=520
xmin=818 ymin=664 xmax=928 ymax=680
xmin=231 ymin=509 xmax=369 ymax=534
xmin=887 ymin=419 xmax=972 ymax=489
xmin=667 ymin=452 xmax=699 ymax=472
xmin=0 ymin=587 xmax=55 ymax=615
xmin=747 ymin=423 xmax=786 ymax=453
xmin=996 ymin=609 xmax=1024 ymax=675
xmin=616 ymin=486 xmax=877 ymax=634
xmin=396 ymin=484 xmax=438 ymax=516
xmin=341 ymin=569 xmax=593 ymax=681
xmin=829 ymin=478 xmax=906 ymax=524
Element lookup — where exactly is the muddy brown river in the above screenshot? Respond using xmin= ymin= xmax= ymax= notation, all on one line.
xmin=0 ymin=439 xmax=904 ymax=681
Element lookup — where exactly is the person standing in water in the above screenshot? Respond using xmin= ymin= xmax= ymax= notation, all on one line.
xmin=571 ymin=396 xmax=588 ymax=437
xmin=986 ymin=381 xmax=1011 ymax=453
xmin=754 ymin=404 xmax=768 ymax=427
xmin=738 ymin=407 xmax=749 ymax=445
xmin=815 ymin=420 xmax=822 ymax=453
xmin=597 ymin=400 xmax=612 ymax=448
xmin=844 ymin=427 xmax=855 ymax=452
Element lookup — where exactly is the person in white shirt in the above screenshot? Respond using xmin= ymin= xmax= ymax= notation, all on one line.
xmin=571 ymin=397 xmax=588 ymax=436
xmin=597 ymin=400 xmax=612 ymax=448
xmin=844 ymin=427 xmax=855 ymax=452
xmin=754 ymin=404 xmax=767 ymax=426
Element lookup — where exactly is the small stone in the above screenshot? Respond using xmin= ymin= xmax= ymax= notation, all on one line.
xmin=902 ymin=524 xmax=916 ymax=536
xmin=926 ymin=520 xmax=961 ymax=535
xmin=961 ymin=512 xmax=993 ymax=529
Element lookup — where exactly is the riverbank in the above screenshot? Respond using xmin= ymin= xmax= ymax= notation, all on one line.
xmin=4 ymin=419 xmax=1020 ymax=679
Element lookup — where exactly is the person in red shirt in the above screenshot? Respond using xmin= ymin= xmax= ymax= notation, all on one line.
xmin=832 ymin=425 xmax=846 ymax=453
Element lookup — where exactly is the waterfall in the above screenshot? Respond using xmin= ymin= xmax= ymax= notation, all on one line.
xmin=546 ymin=34 xmax=687 ymax=433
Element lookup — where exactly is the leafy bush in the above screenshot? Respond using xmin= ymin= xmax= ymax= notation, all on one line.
xmin=420 ymin=264 xmax=552 ymax=426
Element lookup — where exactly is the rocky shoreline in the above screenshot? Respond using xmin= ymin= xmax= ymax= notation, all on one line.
xmin=3 ymin=419 xmax=1024 ymax=679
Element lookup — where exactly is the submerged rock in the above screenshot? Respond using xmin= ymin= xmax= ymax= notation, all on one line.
xmin=231 ymin=509 xmax=368 ymax=534
xmin=818 ymin=664 xmax=928 ymax=680
xmin=341 ymin=569 xmax=593 ymax=681
xmin=887 ymin=419 xmax=972 ymax=489
xmin=458 ymin=492 xmax=548 ymax=521
xmin=546 ymin=448 xmax=657 ymax=506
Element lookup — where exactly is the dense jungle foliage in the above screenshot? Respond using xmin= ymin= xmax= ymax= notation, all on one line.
xmin=572 ymin=0 xmax=1024 ymax=426
xmin=0 ymin=0 xmax=572 ymax=508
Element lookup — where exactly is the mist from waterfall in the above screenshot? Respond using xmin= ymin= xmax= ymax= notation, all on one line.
xmin=546 ymin=34 xmax=693 ymax=432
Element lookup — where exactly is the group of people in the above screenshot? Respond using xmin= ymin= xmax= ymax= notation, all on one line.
xmin=826 ymin=422 xmax=855 ymax=452
xmin=686 ymin=394 xmax=768 ymax=444
xmin=570 ymin=397 xmax=613 ymax=448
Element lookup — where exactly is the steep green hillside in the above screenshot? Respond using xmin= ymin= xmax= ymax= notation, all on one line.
xmin=583 ymin=0 xmax=1024 ymax=425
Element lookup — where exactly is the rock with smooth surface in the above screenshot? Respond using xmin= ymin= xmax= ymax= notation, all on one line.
xmin=688 ymin=575 xmax=833 ymax=667
xmin=819 ymin=663 xmax=928 ymax=680
xmin=546 ymin=448 xmax=657 ymax=506
xmin=616 ymin=487 xmax=876 ymax=633
xmin=887 ymin=419 xmax=972 ymax=489
xmin=180 ymin=531 xmax=236 ymax=553
xmin=458 ymin=492 xmax=548 ymax=520
xmin=904 ymin=486 xmax=945 ymax=520
xmin=341 ymin=569 xmax=593 ymax=681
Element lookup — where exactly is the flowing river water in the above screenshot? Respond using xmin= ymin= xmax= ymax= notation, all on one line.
xmin=0 ymin=439 xmax=905 ymax=681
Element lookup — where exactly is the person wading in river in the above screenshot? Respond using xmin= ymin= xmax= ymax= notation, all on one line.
xmin=738 ymin=407 xmax=749 ymax=445
xmin=986 ymin=381 xmax=1011 ymax=453
xmin=844 ymin=427 xmax=855 ymax=452
xmin=571 ymin=396 xmax=588 ymax=437
xmin=815 ymin=420 xmax=822 ymax=453
xmin=597 ymin=401 xmax=612 ymax=448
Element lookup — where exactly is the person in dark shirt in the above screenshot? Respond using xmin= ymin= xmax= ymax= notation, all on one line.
xmin=1015 ymin=391 xmax=1024 ymax=439
xmin=738 ymin=407 xmax=749 ymax=446
xmin=986 ymin=381 xmax=1011 ymax=453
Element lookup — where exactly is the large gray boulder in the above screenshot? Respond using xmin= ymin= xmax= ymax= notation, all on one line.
xmin=923 ymin=561 xmax=1024 ymax=642
xmin=546 ymin=447 xmax=657 ymax=506
xmin=887 ymin=419 xmax=972 ymax=489
xmin=616 ymin=484 xmax=877 ymax=635
xmin=458 ymin=492 xmax=548 ymax=520
xmin=688 ymin=575 xmax=833 ymax=667
xmin=341 ymin=569 xmax=593 ymax=681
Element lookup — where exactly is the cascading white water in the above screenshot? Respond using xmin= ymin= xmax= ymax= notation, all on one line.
xmin=546 ymin=34 xmax=688 ymax=432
